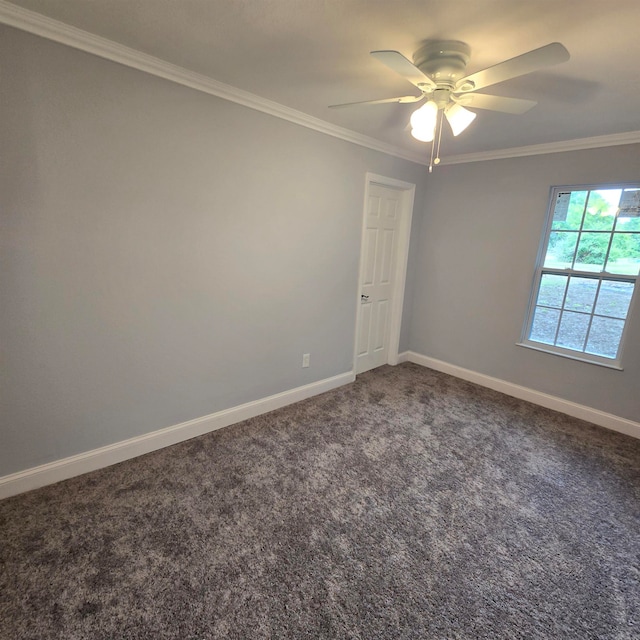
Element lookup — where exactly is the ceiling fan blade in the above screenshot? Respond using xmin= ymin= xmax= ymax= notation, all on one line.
xmin=453 ymin=93 xmax=537 ymax=114
xmin=455 ymin=42 xmax=570 ymax=92
xmin=329 ymin=95 xmax=424 ymax=109
xmin=370 ymin=50 xmax=437 ymax=89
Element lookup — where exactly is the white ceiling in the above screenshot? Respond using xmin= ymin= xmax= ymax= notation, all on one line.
xmin=5 ymin=0 xmax=640 ymax=160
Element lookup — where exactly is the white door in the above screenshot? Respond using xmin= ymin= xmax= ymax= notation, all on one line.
xmin=356 ymin=183 xmax=403 ymax=374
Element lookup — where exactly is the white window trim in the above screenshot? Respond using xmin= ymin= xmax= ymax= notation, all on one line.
xmin=520 ymin=182 xmax=640 ymax=369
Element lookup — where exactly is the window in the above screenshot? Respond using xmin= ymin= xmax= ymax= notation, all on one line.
xmin=521 ymin=184 xmax=640 ymax=368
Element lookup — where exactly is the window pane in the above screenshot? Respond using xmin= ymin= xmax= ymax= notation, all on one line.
xmin=574 ymin=232 xmax=610 ymax=272
xmin=552 ymin=191 xmax=586 ymax=230
xmin=617 ymin=189 xmax=640 ymax=224
xmin=556 ymin=311 xmax=590 ymax=351
xmin=615 ymin=215 xmax=640 ymax=231
xmin=606 ymin=233 xmax=640 ymax=275
xmin=564 ymin=276 xmax=598 ymax=312
xmin=537 ymin=273 xmax=567 ymax=308
xmin=529 ymin=307 xmax=560 ymax=345
xmin=544 ymin=231 xmax=578 ymax=268
xmin=585 ymin=317 xmax=625 ymax=359
xmin=582 ymin=190 xmax=620 ymax=231
xmin=594 ymin=280 xmax=634 ymax=319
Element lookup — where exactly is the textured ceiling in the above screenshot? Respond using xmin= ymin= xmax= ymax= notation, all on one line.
xmin=5 ymin=0 xmax=640 ymax=159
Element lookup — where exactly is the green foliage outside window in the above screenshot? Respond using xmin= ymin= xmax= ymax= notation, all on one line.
xmin=548 ymin=191 xmax=640 ymax=268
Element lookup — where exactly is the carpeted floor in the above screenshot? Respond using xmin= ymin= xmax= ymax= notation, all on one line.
xmin=1 ymin=363 xmax=639 ymax=639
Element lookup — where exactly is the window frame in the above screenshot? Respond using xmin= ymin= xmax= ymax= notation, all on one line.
xmin=519 ymin=182 xmax=640 ymax=370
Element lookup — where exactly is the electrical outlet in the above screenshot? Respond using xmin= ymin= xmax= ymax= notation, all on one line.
xmin=302 ymin=353 xmax=310 ymax=368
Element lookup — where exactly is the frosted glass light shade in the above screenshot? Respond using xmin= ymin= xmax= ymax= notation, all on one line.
xmin=445 ymin=103 xmax=476 ymax=136
xmin=410 ymin=101 xmax=438 ymax=142
xmin=411 ymin=126 xmax=435 ymax=142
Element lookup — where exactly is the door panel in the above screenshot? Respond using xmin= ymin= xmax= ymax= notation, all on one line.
xmin=357 ymin=303 xmax=372 ymax=356
xmin=380 ymin=229 xmax=394 ymax=284
xmin=362 ymin=229 xmax=377 ymax=285
xmin=374 ymin=299 xmax=389 ymax=351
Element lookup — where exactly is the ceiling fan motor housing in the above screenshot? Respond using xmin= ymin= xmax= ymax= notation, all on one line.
xmin=413 ymin=40 xmax=471 ymax=88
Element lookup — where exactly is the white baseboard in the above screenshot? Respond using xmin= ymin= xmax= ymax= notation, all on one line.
xmin=0 ymin=371 xmax=355 ymax=500
xmin=401 ymin=351 xmax=640 ymax=440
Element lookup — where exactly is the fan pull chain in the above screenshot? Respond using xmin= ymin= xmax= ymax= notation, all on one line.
xmin=434 ymin=108 xmax=444 ymax=165
xmin=428 ymin=108 xmax=444 ymax=173
xmin=428 ymin=136 xmax=436 ymax=173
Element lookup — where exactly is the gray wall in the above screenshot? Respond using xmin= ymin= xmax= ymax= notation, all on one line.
xmin=409 ymin=145 xmax=640 ymax=422
xmin=0 ymin=26 xmax=427 ymax=476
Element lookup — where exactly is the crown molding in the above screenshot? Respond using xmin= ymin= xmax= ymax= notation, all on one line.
xmin=440 ymin=130 xmax=640 ymax=165
xmin=2 ymin=0 xmax=639 ymax=168
xmin=0 ymin=1 xmax=428 ymax=166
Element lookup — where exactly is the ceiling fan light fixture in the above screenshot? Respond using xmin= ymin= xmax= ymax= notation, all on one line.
xmin=445 ymin=103 xmax=477 ymax=136
xmin=363 ymin=42 xmax=569 ymax=170
xmin=411 ymin=126 xmax=435 ymax=142
xmin=410 ymin=100 xmax=438 ymax=137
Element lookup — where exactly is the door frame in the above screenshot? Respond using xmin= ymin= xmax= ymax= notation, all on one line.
xmin=353 ymin=172 xmax=416 ymax=373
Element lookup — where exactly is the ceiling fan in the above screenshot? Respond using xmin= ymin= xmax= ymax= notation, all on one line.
xmin=330 ymin=41 xmax=570 ymax=170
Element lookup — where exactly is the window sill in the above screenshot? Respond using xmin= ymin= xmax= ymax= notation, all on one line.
xmin=516 ymin=342 xmax=624 ymax=370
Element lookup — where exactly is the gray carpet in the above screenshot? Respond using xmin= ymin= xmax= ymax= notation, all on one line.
xmin=1 ymin=363 xmax=639 ymax=639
